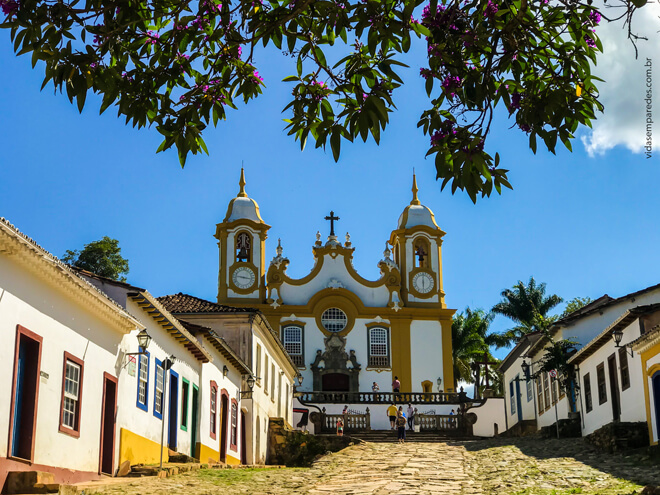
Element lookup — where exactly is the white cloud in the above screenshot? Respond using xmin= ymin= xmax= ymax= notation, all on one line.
xmin=580 ymin=1 xmax=660 ymax=156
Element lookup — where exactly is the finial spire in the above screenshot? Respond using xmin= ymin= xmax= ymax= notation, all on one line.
xmin=411 ymin=169 xmax=420 ymax=205
xmin=238 ymin=168 xmax=247 ymax=198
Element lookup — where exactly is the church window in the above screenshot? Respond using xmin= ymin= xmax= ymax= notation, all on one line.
xmin=619 ymin=347 xmax=630 ymax=390
xmin=597 ymin=363 xmax=607 ymax=405
xmin=235 ymin=232 xmax=251 ymax=262
xmin=367 ymin=327 xmax=390 ymax=368
xmin=584 ymin=373 xmax=593 ymax=413
xmin=413 ymin=238 xmax=431 ymax=268
xmin=282 ymin=326 xmax=304 ymax=367
xmin=321 ymin=308 xmax=347 ymax=332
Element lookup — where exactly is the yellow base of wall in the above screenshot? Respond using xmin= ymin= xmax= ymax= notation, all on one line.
xmin=119 ymin=428 xmax=169 ymax=466
xmin=198 ymin=443 xmax=220 ymax=464
xmin=226 ymin=454 xmax=240 ymax=465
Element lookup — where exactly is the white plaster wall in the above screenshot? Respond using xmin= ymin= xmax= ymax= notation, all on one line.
xmin=470 ymin=398 xmax=506 ymax=437
xmin=0 ymin=255 xmax=127 ymax=473
xmin=116 ymin=299 xmax=204 ymax=461
xmin=279 ymin=254 xmax=390 ymax=307
xmin=576 ymin=321 xmax=645 ymax=436
xmin=647 ymin=353 xmax=660 ymax=443
xmin=502 ymin=358 xmax=537 ymax=430
xmin=410 ymin=320 xmax=444 ymax=393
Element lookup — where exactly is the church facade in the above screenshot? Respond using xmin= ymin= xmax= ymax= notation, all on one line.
xmin=215 ymin=170 xmax=455 ymax=395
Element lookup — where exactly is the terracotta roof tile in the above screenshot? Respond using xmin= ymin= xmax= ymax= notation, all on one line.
xmin=157 ymin=293 xmax=256 ymax=314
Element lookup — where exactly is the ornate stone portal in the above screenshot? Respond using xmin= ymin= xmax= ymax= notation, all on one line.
xmin=310 ymin=333 xmax=361 ymax=392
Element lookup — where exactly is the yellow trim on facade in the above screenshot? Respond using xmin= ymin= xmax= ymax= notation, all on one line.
xmin=119 ymin=428 xmax=169 ymax=466
xmin=226 ymin=454 xmax=241 ymax=465
xmin=441 ymin=319 xmax=455 ymax=392
xmin=390 ymin=318 xmax=412 ymax=392
xmin=640 ymin=341 xmax=660 ymax=445
xmin=198 ymin=443 xmax=221 ymax=464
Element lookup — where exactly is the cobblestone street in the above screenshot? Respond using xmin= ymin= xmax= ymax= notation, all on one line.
xmin=80 ymin=438 xmax=660 ymax=495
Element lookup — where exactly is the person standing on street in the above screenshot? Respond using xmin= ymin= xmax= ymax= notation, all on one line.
xmin=396 ymin=411 xmax=407 ymax=443
xmin=392 ymin=376 xmax=401 ymax=393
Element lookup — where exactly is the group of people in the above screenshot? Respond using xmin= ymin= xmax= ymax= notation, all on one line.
xmin=371 ymin=376 xmax=401 ymax=394
xmin=386 ymin=404 xmax=417 ymax=443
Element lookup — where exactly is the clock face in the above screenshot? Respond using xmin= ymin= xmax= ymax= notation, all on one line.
xmin=232 ymin=266 xmax=256 ymax=290
xmin=412 ymin=271 xmax=435 ymax=294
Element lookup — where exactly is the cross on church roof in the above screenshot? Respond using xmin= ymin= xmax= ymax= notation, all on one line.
xmin=324 ymin=211 xmax=340 ymax=237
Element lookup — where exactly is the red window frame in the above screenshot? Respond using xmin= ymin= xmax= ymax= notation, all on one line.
xmin=210 ymin=380 xmax=218 ymax=440
xmin=230 ymin=399 xmax=238 ymax=451
xmin=59 ymin=351 xmax=85 ymax=438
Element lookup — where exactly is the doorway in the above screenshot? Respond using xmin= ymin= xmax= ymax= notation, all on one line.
xmin=220 ymin=394 xmax=229 ymax=463
xmin=607 ymin=354 xmax=621 ymax=422
xmin=515 ymin=379 xmax=523 ymax=423
xmin=653 ymin=372 xmax=660 ymax=441
xmin=9 ymin=326 xmax=42 ymax=461
xmin=100 ymin=373 xmax=118 ymax=475
xmin=191 ymin=385 xmax=199 ymax=459
xmin=168 ymin=370 xmax=179 ymax=452
xmin=322 ymin=373 xmax=349 ymax=392
xmin=240 ymin=411 xmax=247 ymax=465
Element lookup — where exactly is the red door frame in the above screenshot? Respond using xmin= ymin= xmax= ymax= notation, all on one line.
xmin=99 ymin=372 xmax=118 ymax=475
xmin=8 ymin=325 xmax=43 ymax=462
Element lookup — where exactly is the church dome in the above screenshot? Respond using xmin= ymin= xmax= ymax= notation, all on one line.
xmin=223 ymin=169 xmax=265 ymax=223
xmin=397 ymin=174 xmax=440 ymax=230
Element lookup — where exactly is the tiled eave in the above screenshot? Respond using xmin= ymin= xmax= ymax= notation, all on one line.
xmin=0 ymin=217 xmax=143 ymax=334
xmin=631 ymin=324 xmax=660 ymax=354
xmin=568 ymin=311 xmax=639 ymax=366
xmin=128 ymin=292 xmax=212 ymax=364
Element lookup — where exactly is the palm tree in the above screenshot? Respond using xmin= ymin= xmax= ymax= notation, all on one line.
xmin=452 ymin=308 xmax=498 ymax=390
xmin=492 ymin=277 xmax=563 ymax=346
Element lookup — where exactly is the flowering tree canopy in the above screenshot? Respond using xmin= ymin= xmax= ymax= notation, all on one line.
xmin=0 ymin=0 xmax=646 ymax=201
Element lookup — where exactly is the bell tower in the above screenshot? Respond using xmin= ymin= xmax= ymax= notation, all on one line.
xmin=216 ymin=169 xmax=270 ymax=304
xmin=389 ymin=173 xmax=446 ymax=307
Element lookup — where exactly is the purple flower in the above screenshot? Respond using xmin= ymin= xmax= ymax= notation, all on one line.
xmin=518 ymin=123 xmax=531 ymax=132
xmin=441 ymin=75 xmax=462 ymax=98
xmin=146 ymin=31 xmax=159 ymax=45
xmin=484 ymin=0 xmax=498 ymax=19
xmin=588 ymin=10 xmax=601 ymax=25
xmin=89 ymin=62 xmax=98 ymax=69
xmin=1 ymin=0 xmax=18 ymax=16
xmin=431 ymin=121 xmax=457 ymax=145
xmin=584 ymin=34 xmax=596 ymax=48
xmin=511 ymin=92 xmax=523 ymax=110
xmin=253 ymin=70 xmax=264 ymax=82
xmin=420 ymin=68 xmax=434 ymax=80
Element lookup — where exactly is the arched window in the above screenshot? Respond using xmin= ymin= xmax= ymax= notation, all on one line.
xmin=367 ymin=327 xmax=389 ymax=368
xmin=282 ymin=325 xmax=304 ymax=367
xmin=235 ymin=232 xmax=251 ymax=262
xmin=321 ymin=308 xmax=347 ymax=332
xmin=413 ymin=237 xmax=431 ymax=268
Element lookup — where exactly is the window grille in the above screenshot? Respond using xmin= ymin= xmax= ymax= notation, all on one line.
xmin=584 ymin=372 xmax=593 ymax=413
xmin=536 ymin=376 xmax=544 ymax=412
xmin=321 ymin=308 xmax=347 ymax=332
xmin=282 ymin=326 xmax=304 ymax=367
xmin=231 ymin=402 xmax=238 ymax=446
xmin=138 ymin=354 xmax=148 ymax=406
xmin=526 ymin=379 xmax=533 ymax=402
xmin=368 ymin=327 xmax=389 ymax=368
xmin=155 ymin=363 xmax=164 ymax=415
xmin=210 ymin=387 xmax=217 ymax=435
xmin=543 ymin=373 xmax=550 ymax=411
xmin=62 ymin=361 xmax=81 ymax=429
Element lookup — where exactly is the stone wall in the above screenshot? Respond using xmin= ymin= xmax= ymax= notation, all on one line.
xmin=267 ymin=418 xmax=356 ymax=467
xmin=585 ymin=421 xmax=650 ymax=453
xmin=539 ymin=416 xmax=581 ymax=439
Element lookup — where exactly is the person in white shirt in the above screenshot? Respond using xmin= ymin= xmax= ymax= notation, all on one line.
xmin=406 ymin=404 xmax=415 ymax=431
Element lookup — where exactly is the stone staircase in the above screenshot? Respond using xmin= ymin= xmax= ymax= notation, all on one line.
xmin=348 ymin=430 xmax=474 ymax=443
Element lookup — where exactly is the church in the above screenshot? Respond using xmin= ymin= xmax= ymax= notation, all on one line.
xmin=215 ymin=170 xmax=456 ymax=396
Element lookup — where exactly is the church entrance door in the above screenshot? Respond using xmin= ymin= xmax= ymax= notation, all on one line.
xmin=322 ymin=373 xmax=350 ymax=392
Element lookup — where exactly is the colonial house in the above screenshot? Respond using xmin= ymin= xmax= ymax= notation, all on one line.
xmin=500 ymin=283 xmax=660 ymax=440
xmin=630 ymin=316 xmax=660 ymax=445
xmin=0 ymin=218 xmax=143 ymax=489
xmin=157 ymin=293 xmax=298 ymax=464
xmin=78 ymin=272 xmax=251 ymax=466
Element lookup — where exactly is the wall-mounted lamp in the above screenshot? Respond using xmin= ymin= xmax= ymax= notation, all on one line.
xmin=123 ymin=329 xmax=152 ymax=367
xmin=437 ymin=377 xmax=442 ymax=392
xmin=247 ymin=375 xmax=256 ymax=391
xmin=521 ymin=360 xmax=530 ymax=380
xmin=240 ymin=375 xmax=257 ymax=400
xmin=222 ymin=365 xmax=229 ymax=377
xmin=297 ymin=374 xmax=304 ymax=386
xmin=611 ymin=329 xmax=634 ymax=357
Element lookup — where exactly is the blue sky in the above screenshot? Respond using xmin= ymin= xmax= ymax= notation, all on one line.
xmin=1 ymin=9 xmax=660 ymax=360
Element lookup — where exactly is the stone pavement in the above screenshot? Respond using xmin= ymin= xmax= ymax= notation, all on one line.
xmin=78 ymin=437 xmax=660 ymax=495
